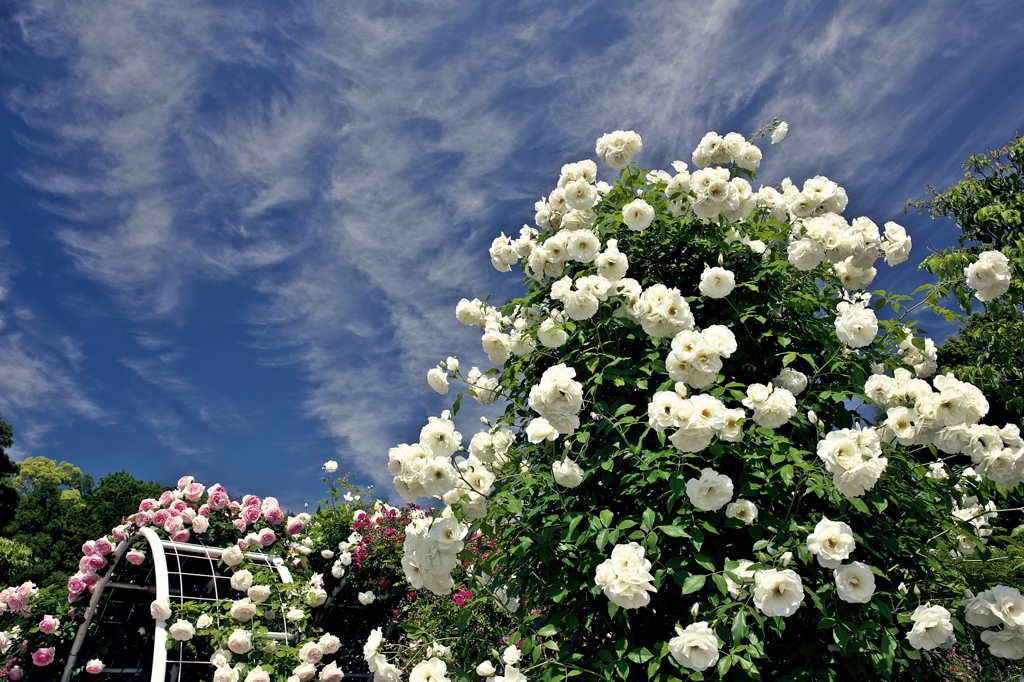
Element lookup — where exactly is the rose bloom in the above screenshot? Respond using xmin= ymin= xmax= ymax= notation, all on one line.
xmin=834 ymin=562 xmax=876 ymax=603
xmin=230 ymin=570 xmax=253 ymax=592
xmin=258 ymin=528 xmax=276 ymax=547
xmin=725 ymin=499 xmax=757 ymax=525
xmin=698 ymin=267 xmax=736 ymax=299
xmin=299 ymin=641 xmax=325 ymax=664
xmin=32 ymin=647 xmax=56 ymax=667
xmin=208 ymin=490 xmax=230 ymax=510
xmin=622 ymin=199 xmax=655 ymax=232
xmin=94 ymin=537 xmax=114 ymax=556
xmin=753 ymin=569 xmax=804 ymax=617
xmin=287 ymin=517 xmax=305 ymax=535
xmin=85 ymin=659 xmax=105 ymax=674
xmin=248 ymin=585 xmax=271 ymax=603
xmin=806 ymin=517 xmax=856 ymax=569
xmin=293 ymin=663 xmax=317 ymax=682
xmin=244 ymin=666 xmax=271 ymax=682
xmin=227 ymin=629 xmax=253 ymax=654
xmin=39 ymin=615 xmax=59 ymax=634
xmin=408 ymin=658 xmax=450 ymax=682
xmin=552 ymin=457 xmax=585 ymax=488
xmin=150 ymin=598 xmax=172 ymax=621
xmin=126 ymin=550 xmax=146 ymax=566
xmin=196 ymin=613 xmax=214 ymax=629
xmin=213 ymin=666 xmax=240 ymax=682
xmin=319 ymin=662 xmax=344 ymax=682
xmin=319 ymin=633 xmax=341 ymax=655
xmin=668 ymin=621 xmax=720 ymax=672
xmin=230 ymin=598 xmax=257 ymax=622
xmin=264 ymin=506 xmax=285 ymax=525
xmin=183 ymin=482 xmax=205 ymax=502
xmin=685 ymin=469 xmax=734 ymax=512
xmin=981 ymin=628 xmax=1024 ymax=660
xmin=241 ymin=505 xmax=261 ymax=526
xmin=907 ymin=604 xmax=953 ymax=650
xmin=221 ymin=546 xmax=245 ymax=567
xmin=168 ymin=619 xmax=195 ymax=641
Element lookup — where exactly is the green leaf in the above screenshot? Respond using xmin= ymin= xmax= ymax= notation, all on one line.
xmin=641 ymin=508 xmax=656 ymax=532
xmin=731 ymin=610 xmax=748 ymax=645
xmin=536 ymin=624 xmax=559 ymax=637
xmin=600 ymin=509 xmax=614 ymax=527
xmin=614 ymin=403 xmax=635 ymax=417
xmin=681 ymin=574 xmax=706 ymax=594
xmin=711 ymin=572 xmax=729 ymax=596
xmin=658 ymin=525 xmax=688 ymax=538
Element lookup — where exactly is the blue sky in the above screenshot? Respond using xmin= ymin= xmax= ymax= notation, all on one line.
xmin=1 ymin=1 xmax=1023 ymax=510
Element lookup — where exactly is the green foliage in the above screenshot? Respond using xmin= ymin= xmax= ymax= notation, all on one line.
xmin=912 ymin=135 xmax=1024 ymax=424
xmin=0 ymin=537 xmax=32 ymax=585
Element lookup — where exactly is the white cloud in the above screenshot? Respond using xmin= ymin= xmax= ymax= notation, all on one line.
xmin=6 ymin=0 xmax=1024 ymax=492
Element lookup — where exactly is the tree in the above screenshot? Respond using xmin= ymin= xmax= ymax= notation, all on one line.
xmin=913 ymin=134 xmax=1024 ymax=425
xmin=0 ymin=414 xmax=17 ymax=529
xmin=372 ymin=126 xmax=1024 ymax=680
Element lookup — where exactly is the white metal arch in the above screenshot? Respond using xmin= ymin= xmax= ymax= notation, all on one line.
xmin=62 ymin=528 xmax=293 ymax=682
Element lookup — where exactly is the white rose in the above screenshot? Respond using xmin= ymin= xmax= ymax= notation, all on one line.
xmin=214 ymin=667 xmax=241 ymax=682
xmin=565 ymin=229 xmax=601 ymax=263
xmin=981 ymin=628 xmax=1024 ymax=660
xmin=964 ymin=250 xmax=1011 ymax=302
xmin=227 ymin=629 xmax=252 ymax=655
xmin=210 ymin=649 xmax=232 ymax=668
xmin=787 ymin=238 xmax=825 ymax=270
xmin=502 ymin=645 xmax=521 ymax=665
xmin=299 ymin=641 xmax=324 ymax=664
xmin=323 ymin=460 xmax=339 ymax=473
xmin=668 ymin=621 xmax=720 ymax=672
xmin=247 ymin=585 xmax=271 ymax=603
xmin=408 ymin=658 xmax=451 ymax=682
xmin=196 ymin=613 xmax=214 ymax=629
xmin=244 ymin=666 xmax=271 ymax=682
xmin=834 ymin=301 xmax=878 ymax=348
xmin=771 ymin=121 xmax=788 ymax=144
xmin=552 ymin=457 xmax=585 ymax=488
xmin=833 ymin=562 xmax=876 ymax=603
xmin=319 ymin=662 xmax=344 ymax=682
xmin=427 ymin=367 xmax=449 ymax=394
xmin=685 ymin=468 xmax=734 ymax=511
xmin=230 ymin=598 xmax=257 ymax=622
xmin=315 ymin=634 xmax=340 ymax=656
xmin=806 ymin=517 xmax=856 ymax=568
xmin=596 ymin=130 xmax=643 ymax=170
xmin=622 ymin=199 xmax=655 ymax=232
xmin=562 ymin=288 xmax=599 ymax=321
xmin=906 ymin=604 xmax=953 ymax=650
xmin=882 ymin=221 xmax=912 ymax=265
xmin=772 ymin=367 xmax=807 ymax=396
xmin=358 ymin=591 xmax=376 ymax=605
xmin=292 ymin=663 xmax=317 ymax=682
xmin=230 ymin=570 xmax=253 ymax=592
xmin=475 ymin=660 xmax=496 ymax=676
xmin=725 ymin=499 xmax=757 ymax=525
xmin=192 ymin=515 xmax=209 ymax=533
xmin=168 ymin=619 xmax=195 ymax=641
xmin=698 ymin=267 xmax=736 ymax=299
xmin=339 ymin=551 xmax=353 ymax=566
xmin=221 ymin=546 xmax=245 ymax=567
xmin=753 ymin=569 xmax=804 ymax=617
xmin=150 ymin=598 xmax=172 ymax=622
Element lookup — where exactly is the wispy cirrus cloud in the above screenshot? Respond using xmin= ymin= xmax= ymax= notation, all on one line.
xmin=4 ymin=0 xmax=1023 ymax=495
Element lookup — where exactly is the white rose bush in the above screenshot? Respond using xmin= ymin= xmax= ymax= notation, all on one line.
xmin=373 ymin=120 xmax=1024 ymax=680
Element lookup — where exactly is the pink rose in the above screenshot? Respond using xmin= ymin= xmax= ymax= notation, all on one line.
xmin=243 ymin=494 xmax=261 ymax=508
xmin=81 ymin=573 xmax=99 ymax=587
xmin=286 ymin=518 xmax=304 ymax=536
xmin=181 ymin=508 xmax=196 ymax=523
xmin=68 ymin=592 xmax=79 ymax=603
xmin=151 ymin=510 xmax=170 ymax=527
xmin=85 ymin=659 xmax=106 ymax=674
xmin=242 ymin=506 xmax=261 ymax=526
xmin=209 ymin=482 xmax=227 ymax=494
xmin=81 ymin=540 xmax=96 ymax=556
xmin=39 ymin=615 xmax=59 ymax=634
xmin=172 ymin=500 xmax=188 ymax=512
xmin=237 ymin=539 xmax=249 ymax=550
xmin=258 ymin=529 xmax=276 ymax=547
xmin=139 ymin=498 xmax=159 ymax=512
xmin=94 ymin=537 xmax=113 ymax=556
xmin=32 ymin=647 xmax=55 ymax=666
xmin=177 ymin=475 xmax=194 ymax=490
xmin=111 ymin=526 xmax=128 ymax=542
xmin=171 ymin=529 xmax=191 ymax=543
xmin=264 ymin=506 xmax=285 ymax=525
xmin=78 ymin=556 xmax=94 ymax=573
xmin=17 ymin=583 xmax=34 ymax=599
xmin=126 ymin=550 xmax=146 ymax=566
xmin=184 ymin=483 xmax=206 ymax=502
xmin=158 ymin=491 xmax=174 ymax=506
xmin=208 ymin=491 xmax=229 ymax=511
xmin=8 ymin=666 xmax=23 ymax=681
xmin=6 ymin=594 xmax=24 ymax=611
xmin=88 ymin=556 xmax=107 ymax=571
xmin=233 ymin=519 xmax=248 ymax=533
xmin=68 ymin=608 xmax=76 ymax=618
xmin=134 ymin=511 xmax=151 ymax=526
xmin=198 ymin=504 xmax=211 ymax=515
xmin=228 ymin=501 xmax=242 ymax=510
xmin=68 ymin=575 xmax=86 ymax=594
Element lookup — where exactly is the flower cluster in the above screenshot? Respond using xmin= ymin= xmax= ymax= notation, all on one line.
xmin=816 ymin=424 xmax=888 ymax=498
xmin=962 ymin=586 xmax=1024 ymax=659
xmin=594 ymin=542 xmax=657 ymax=609
xmin=401 ymin=511 xmax=468 ymax=596
xmin=0 ymin=583 xmax=37 ymax=617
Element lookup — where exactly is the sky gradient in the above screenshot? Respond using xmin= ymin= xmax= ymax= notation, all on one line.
xmin=1 ymin=0 xmax=1023 ymax=510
